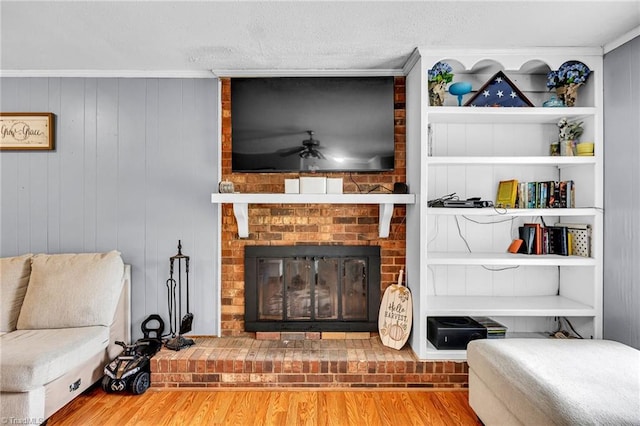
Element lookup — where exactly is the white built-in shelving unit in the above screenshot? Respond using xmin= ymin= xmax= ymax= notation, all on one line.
xmin=404 ymin=49 xmax=604 ymax=360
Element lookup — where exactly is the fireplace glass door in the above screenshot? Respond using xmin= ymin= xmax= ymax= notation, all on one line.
xmin=342 ymin=259 xmax=367 ymax=320
xmin=258 ymin=257 xmax=364 ymax=322
xmin=246 ymin=246 xmax=380 ymax=332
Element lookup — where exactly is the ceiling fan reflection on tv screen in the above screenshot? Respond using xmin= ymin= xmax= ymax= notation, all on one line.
xmin=278 ymin=130 xmax=325 ymax=160
xmin=230 ymin=76 xmax=395 ymax=173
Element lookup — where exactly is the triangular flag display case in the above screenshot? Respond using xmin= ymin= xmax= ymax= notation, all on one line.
xmin=464 ymin=70 xmax=534 ymax=107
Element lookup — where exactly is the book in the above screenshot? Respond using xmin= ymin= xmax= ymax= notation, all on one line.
xmin=569 ymin=180 xmax=575 ymax=208
xmin=558 ymin=180 xmax=575 ymax=208
xmin=518 ymin=225 xmax=536 ymax=254
xmin=554 ymin=223 xmax=592 ymax=257
xmin=514 ymin=180 xmax=575 ymax=208
xmin=527 ymin=182 xmax=536 ymax=208
xmin=547 ymin=226 xmax=569 ymax=256
xmin=568 ymin=233 xmax=574 ymax=255
xmin=548 ymin=181 xmax=560 ymax=208
xmin=542 ymin=226 xmax=549 ymax=254
xmin=537 ymin=182 xmax=547 ymax=208
xmin=472 ymin=317 xmax=507 ymax=339
xmin=496 ymin=179 xmax=518 ymax=208
xmin=523 ymin=223 xmax=543 ymax=255
xmin=517 ymin=182 xmax=528 ymax=209
xmin=508 ymin=239 xmax=523 ymax=253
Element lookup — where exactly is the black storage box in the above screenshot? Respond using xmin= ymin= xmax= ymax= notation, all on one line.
xmin=427 ymin=316 xmax=487 ymax=349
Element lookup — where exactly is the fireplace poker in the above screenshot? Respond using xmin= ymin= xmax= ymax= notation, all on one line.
xmin=165 ymin=240 xmax=195 ymax=351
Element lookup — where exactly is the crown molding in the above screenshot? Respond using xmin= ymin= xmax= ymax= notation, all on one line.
xmin=0 ymin=70 xmax=216 ymax=78
xmin=402 ymin=48 xmax=421 ymax=75
xmin=210 ymin=69 xmax=404 ymax=78
xmin=604 ymin=26 xmax=640 ymax=54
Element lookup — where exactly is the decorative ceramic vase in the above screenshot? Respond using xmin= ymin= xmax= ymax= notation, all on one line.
xmin=448 ymin=81 xmax=472 ymax=106
xmin=560 ymin=139 xmax=577 ymax=156
xmin=429 ymin=81 xmax=447 ymax=106
xmin=556 ymin=83 xmax=582 ymax=107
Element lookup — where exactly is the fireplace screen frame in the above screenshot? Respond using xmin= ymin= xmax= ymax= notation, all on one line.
xmin=244 ymin=245 xmax=381 ymax=332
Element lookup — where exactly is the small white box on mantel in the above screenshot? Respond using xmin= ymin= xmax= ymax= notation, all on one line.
xmin=326 ymin=178 xmax=343 ymax=194
xmin=284 ymin=179 xmax=300 ymax=194
xmin=299 ymin=177 xmax=327 ymax=194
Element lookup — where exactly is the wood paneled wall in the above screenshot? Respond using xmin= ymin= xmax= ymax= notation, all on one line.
xmin=0 ymin=77 xmax=220 ymax=339
xmin=603 ymin=36 xmax=640 ymax=349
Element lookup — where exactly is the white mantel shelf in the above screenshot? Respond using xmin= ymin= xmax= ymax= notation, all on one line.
xmin=211 ymin=193 xmax=416 ymax=238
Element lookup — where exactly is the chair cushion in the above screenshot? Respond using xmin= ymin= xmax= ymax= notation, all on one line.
xmin=0 ymin=326 xmax=109 ymax=392
xmin=0 ymin=254 xmax=32 ymax=333
xmin=17 ymin=251 xmax=124 ymax=329
xmin=467 ymin=338 xmax=640 ymax=426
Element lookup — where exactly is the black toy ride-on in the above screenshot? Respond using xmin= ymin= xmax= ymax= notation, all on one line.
xmin=102 ymin=314 xmax=164 ymax=395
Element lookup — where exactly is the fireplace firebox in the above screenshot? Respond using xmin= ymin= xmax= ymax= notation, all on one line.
xmin=244 ymin=246 xmax=381 ymax=332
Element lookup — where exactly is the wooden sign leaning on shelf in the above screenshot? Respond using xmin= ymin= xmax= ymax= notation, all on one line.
xmin=378 ymin=268 xmax=413 ymax=350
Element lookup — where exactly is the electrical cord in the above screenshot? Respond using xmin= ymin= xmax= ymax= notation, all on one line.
xmin=427 ymin=215 xmax=440 ymax=246
xmin=551 ymin=316 xmax=584 ymax=339
xmin=462 ymin=215 xmax=515 ymax=225
xmin=453 ymin=216 xmax=520 ymax=272
xmin=349 ymin=172 xmax=393 ymax=193
xmin=427 ymin=192 xmax=458 ymax=207
xmin=349 ymin=172 xmax=363 ymax=193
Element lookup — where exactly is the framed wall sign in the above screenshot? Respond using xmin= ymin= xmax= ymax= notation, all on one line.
xmin=0 ymin=112 xmax=55 ymax=150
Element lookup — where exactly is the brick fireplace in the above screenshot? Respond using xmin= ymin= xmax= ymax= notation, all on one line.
xmin=219 ymin=77 xmax=407 ymax=336
xmin=151 ymin=78 xmax=469 ymax=389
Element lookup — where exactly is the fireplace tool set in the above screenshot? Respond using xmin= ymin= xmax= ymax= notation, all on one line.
xmin=165 ymin=240 xmax=195 ymax=351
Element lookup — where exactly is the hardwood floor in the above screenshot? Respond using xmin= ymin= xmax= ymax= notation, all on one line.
xmin=48 ymin=386 xmax=482 ymax=425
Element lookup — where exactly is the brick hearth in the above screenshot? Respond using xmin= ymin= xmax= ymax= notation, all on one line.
xmin=150 ymin=336 xmax=468 ymax=388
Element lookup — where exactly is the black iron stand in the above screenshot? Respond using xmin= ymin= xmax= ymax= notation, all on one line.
xmin=165 ymin=240 xmax=195 ymax=351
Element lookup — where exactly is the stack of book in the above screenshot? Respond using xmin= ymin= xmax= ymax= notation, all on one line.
xmin=473 ymin=317 xmax=507 ymax=339
xmin=555 ymin=223 xmax=592 ymax=257
xmin=495 ymin=179 xmax=576 ymax=209
xmin=514 ymin=222 xmax=592 ymax=256
xmin=518 ymin=180 xmax=575 ymax=208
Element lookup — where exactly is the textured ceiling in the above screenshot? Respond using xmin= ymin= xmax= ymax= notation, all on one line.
xmin=1 ymin=1 xmax=639 ymax=76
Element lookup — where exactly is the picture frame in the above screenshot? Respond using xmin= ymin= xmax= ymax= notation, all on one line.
xmin=496 ymin=179 xmax=519 ymax=208
xmin=0 ymin=112 xmax=55 ymax=151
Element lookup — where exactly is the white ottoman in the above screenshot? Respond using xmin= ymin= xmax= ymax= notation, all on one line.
xmin=467 ymin=338 xmax=640 ymax=426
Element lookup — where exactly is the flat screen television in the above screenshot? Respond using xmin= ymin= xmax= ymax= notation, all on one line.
xmin=231 ymin=76 xmax=395 ymax=172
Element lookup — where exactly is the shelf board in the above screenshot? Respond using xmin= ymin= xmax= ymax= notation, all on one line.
xmin=427 ymin=107 xmax=596 ymax=124
xmin=427 ymin=156 xmax=596 ymax=166
xmin=211 ymin=193 xmax=415 ymax=205
xmin=424 ymin=341 xmax=468 ymax=360
xmin=211 ymin=193 xmax=415 ymax=238
xmin=426 ymin=252 xmax=596 ymax=266
xmin=426 ymin=295 xmax=596 ymax=316
xmin=426 ymin=207 xmax=599 ymax=216
xmin=423 ymin=332 xmax=552 ymax=360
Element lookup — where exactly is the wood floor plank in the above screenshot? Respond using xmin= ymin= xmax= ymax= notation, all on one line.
xmin=406 ymin=391 xmax=451 ymax=425
xmin=435 ymin=391 xmax=480 ymax=425
xmin=287 ymin=391 xmax=317 ymax=426
xmin=376 ymin=391 xmax=421 ymax=425
xmin=188 ymin=391 xmax=220 ymax=425
xmin=399 ymin=391 xmax=436 ymax=426
xmin=347 ymin=391 xmax=383 ymax=426
xmin=47 ymin=386 xmax=482 ymax=426
xmin=264 ymin=390 xmax=293 ymax=425
xmin=318 ymin=390 xmax=348 ymax=425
